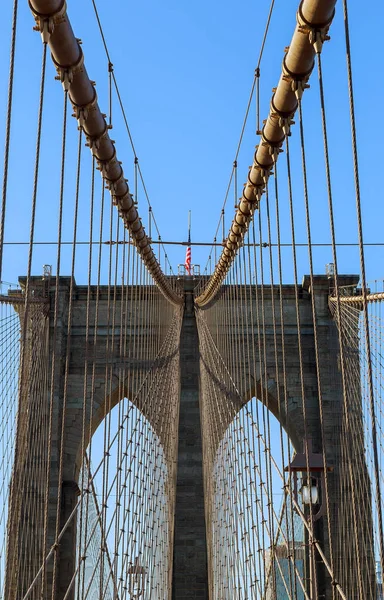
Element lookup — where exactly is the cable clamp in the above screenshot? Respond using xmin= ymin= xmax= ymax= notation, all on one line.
xmin=55 ymin=68 xmax=73 ymax=91
xmin=31 ymin=0 xmax=67 ymax=43
xmin=261 ymin=135 xmax=284 ymax=163
xmin=108 ymin=175 xmax=125 ymax=200
xmin=254 ymin=185 xmax=265 ymax=204
xmin=71 ymin=94 xmax=97 ymax=132
xmin=282 ymin=54 xmax=312 ymax=100
xmin=291 ymin=79 xmax=310 ymax=101
xmin=269 ymin=95 xmax=296 ymax=136
xmin=34 ymin=17 xmax=55 ymax=43
xmin=237 ymin=200 xmax=252 ymax=217
xmin=85 ymin=123 xmax=109 ymax=152
xmin=53 ymin=46 xmax=84 ymax=91
xmin=269 ymin=145 xmax=283 ymax=163
xmin=261 ymin=124 xmax=285 ymax=148
xmin=107 ymin=181 xmax=116 ymax=196
xmin=253 ymin=162 xmax=272 ymax=185
xmin=253 ymin=152 xmax=273 ymax=176
xmin=74 ymin=106 xmax=88 ymax=129
xmin=278 ymin=116 xmax=295 ymax=136
xmin=297 ymin=0 xmax=334 ymax=54
xmin=310 ymin=29 xmax=330 ymax=54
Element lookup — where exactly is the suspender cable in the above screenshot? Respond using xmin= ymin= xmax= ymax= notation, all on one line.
xmin=195 ymin=0 xmax=336 ymax=307
xmin=28 ymin=0 xmax=182 ymax=306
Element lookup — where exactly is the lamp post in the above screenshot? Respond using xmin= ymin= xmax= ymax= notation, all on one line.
xmin=127 ymin=557 xmax=146 ymax=599
xmin=285 ymin=439 xmax=333 ymax=599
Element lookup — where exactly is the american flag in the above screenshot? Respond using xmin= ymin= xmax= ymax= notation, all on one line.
xmin=185 ymin=246 xmax=192 ymax=275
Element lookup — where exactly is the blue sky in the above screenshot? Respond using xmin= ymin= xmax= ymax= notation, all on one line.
xmin=0 ymin=0 xmax=383 ymax=286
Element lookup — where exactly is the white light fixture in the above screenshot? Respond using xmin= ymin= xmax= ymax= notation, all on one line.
xmin=301 ymin=477 xmax=319 ymax=505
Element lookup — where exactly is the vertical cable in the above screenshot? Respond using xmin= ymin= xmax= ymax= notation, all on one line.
xmin=340 ymin=0 xmax=384 ymax=578
xmin=0 ymin=0 xmax=19 ymax=283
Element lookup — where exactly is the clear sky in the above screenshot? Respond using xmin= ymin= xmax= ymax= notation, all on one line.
xmin=0 ymin=0 xmax=383 ymax=288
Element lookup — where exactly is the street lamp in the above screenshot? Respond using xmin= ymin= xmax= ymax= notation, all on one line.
xmin=127 ymin=556 xmax=146 ymax=599
xmin=285 ymin=438 xmax=333 ymax=521
xmin=285 ymin=439 xmax=333 ymax=599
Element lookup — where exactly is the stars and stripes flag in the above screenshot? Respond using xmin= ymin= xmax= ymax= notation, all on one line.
xmin=185 ymin=210 xmax=192 ymax=275
xmin=185 ymin=245 xmax=192 ymax=275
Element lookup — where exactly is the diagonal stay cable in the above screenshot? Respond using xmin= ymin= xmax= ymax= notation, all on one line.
xmin=27 ymin=1 xmax=182 ymax=305
xmin=196 ymin=0 xmax=337 ymax=307
xmin=89 ymin=0 xmax=176 ymax=276
xmin=200 ymin=0 xmax=276 ymax=279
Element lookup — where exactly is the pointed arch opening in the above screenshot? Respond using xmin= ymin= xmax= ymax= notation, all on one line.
xmin=74 ymin=398 xmax=173 ymax=600
xmin=207 ymin=396 xmax=306 ymax=600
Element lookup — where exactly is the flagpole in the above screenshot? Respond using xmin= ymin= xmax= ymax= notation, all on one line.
xmin=184 ymin=211 xmax=192 ymax=275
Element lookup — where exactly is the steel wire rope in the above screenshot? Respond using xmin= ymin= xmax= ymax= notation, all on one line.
xmin=252 ymin=212 xmax=272 ymax=590
xmin=115 ymin=239 xmax=131 ymax=598
xmin=263 ymin=183 xmax=299 ymax=598
xmin=0 ymin=311 xmax=21 ymax=589
xmin=28 ymin=3 xmax=181 ymax=307
xmin=198 ymin=308 xmax=260 ymax=592
xmin=196 ymin=1 xmax=339 ymax=308
xmin=14 ymin=103 xmax=48 ymax=596
xmin=200 ymin=328 xmax=250 ymax=597
xmin=5 ymin=41 xmax=48 ymax=600
xmin=228 ymin=267 xmax=245 ymax=595
xmin=197 ymin=0 xmax=277 ymax=284
xmin=270 ymin=163 xmax=299 ymax=598
xmin=65 ymin=333 xmax=176 ymax=599
xmin=198 ymin=312 xmax=235 ymax=595
xmin=249 ymin=218 xmax=272 ymax=593
xmin=45 ymin=87 xmax=70 ymax=600
xmin=98 ymin=202 xmax=116 ymax=595
xmin=244 ymin=239 xmax=271 ymax=595
xmin=285 ymin=132 xmax=322 ymax=598
xmin=340 ymin=0 xmax=384 ymax=580
xmin=228 ymin=327 xmax=347 ymax=597
xmin=239 ymin=244 xmax=262 ymax=594
xmin=296 ymin=99 xmax=337 ymax=598
xmin=89 ymin=0 xmax=175 ymax=278
xmin=0 ymin=313 xmax=20 ymax=592
xmin=233 ymin=257 xmax=254 ymax=598
xmin=82 ymin=302 xmax=178 ymax=596
xmin=314 ymin=43 xmax=369 ymax=597
xmin=111 ymin=226 xmax=127 ymax=596
xmin=86 ymin=179 xmax=109 ymax=600
xmin=260 ymin=227 xmax=285 ymax=595
xmin=21 ymin=311 xmax=49 ymax=598
xmin=66 ymin=474 xmax=116 ymax=600
xmin=62 ymin=170 xmax=100 ymax=600
xmin=76 ymin=155 xmax=96 ymax=600
xmin=79 ymin=160 xmax=107 ymax=600
xmin=334 ymin=309 xmax=378 ymax=593
xmin=86 ymin=459 xmax=118 ymax=600
xmin=21 ymin=310 xmax=182 ymax=600
xmin=109 ymin=335 xmax=178 ymax=597
xmin=257 ymin=201 xmax=281 ymax=593
xmin=3 ymin=239 xmax=384 ymax=248
xmin=197 ymin=312 xmax=309 ymax=597
xmin=51 ymin=120 xmax=83 ymax=600
xmin=0 ymin=0 xmax=19 ymax=283
xmin=328 ymin=305 xmax=382 ymax=506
